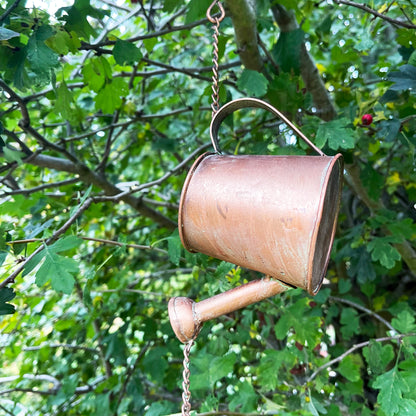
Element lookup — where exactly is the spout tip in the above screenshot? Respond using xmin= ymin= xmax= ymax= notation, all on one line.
xmin=168 ymin=297 xmax=201 ymax=343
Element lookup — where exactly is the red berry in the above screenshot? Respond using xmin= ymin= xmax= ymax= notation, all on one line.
xmin=361 ymin=114 xmax=373 ymax=126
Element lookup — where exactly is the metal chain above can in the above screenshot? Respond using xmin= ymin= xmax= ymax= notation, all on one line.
xmin=179 ymin=4 xmax=225 ymax=415
xmin=207 ymin=0 xmax=226 ymax=117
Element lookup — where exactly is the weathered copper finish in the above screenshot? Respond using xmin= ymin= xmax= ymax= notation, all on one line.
xmin=169 ymin=98 xmax=343 ymax=343
xmin=169 ymin=277 xmax=289 ymax=343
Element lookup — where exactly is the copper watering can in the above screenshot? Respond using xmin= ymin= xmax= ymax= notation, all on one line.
xmin=169 ymin=98 xmax=343 ymax=343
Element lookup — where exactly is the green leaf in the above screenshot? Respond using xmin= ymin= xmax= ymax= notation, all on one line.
xmin=3 ymin=146 xmax=24 ymax=164
xmin=186 ymin=0 xmax=212 ymax=23
xmin=257 ymin=349 xmax=295 ymax=391
xmin=367 ymin=237 xmax=401 ymax=269
xmin=229 ymin=380 xmax=257 ymax=412
xmin=391 ymin=310 xmax=416 ymax=333
xmin=373 ymin=368 xmax=409 ymax=415
xmin=35 ymin=251 xmax=78 ymax=293
xmin=82 ymin=56 xmax=112 ymax=92
xmin=316 ymin=118 xmax=356 ymax=150
xmin=55 ymin=82 xmax=79 ymax=125
xmin=0 ymin=287 xmax=16 ymax=315
xmin=50 ymin=235 xmax=83 ymax=253
xmin=387 ymin=64 xmax=416 ymax=92
xmin=363 ymin=341 xmax=394 ymax=375
xmin=0 ymin=27 xmax=20 ymax=41
xmin=25 ymin=25 xmax=59 ymax=82
xmin=348 ymin=247 xmax=376 ymax=284
xmin=340 ymin=307 xmax=360 ymax=340
xmin=191 ymin=352 xmax=236 ymax=390
xmin=387 ymin=218 xmax=416 ymax=241
xmin=57 ymin=0 xmax=108 ymax=39
xmin=23 ymin=237 xmax=82 ymax=294
xmin=272 ymin=28 xmax=304 ymax=75
xmin=95 ymin=78 xmax=128 ymax=113
xmin=360 ymin=164 xmax=384 ymax=201
xmin=167 ymin=229 xmax=182 ymax=266
xmin=376 ymin=119 xmax=401 ymax=142
xmin=113 ymin=39 xmax=142 ymax=66
xmin=237 ymin=69 xmax=269 ymax=98
xmin=338 ymin=354 xmax=362 ymax=382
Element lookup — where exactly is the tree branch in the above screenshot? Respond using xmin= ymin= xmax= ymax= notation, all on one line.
xmin=333 ymin=0 xmax=416 ymax=29
xmin=224 ymin=0 xmax=263 ymax=71
xmin=271 ymin=4 xmax=337 ymax=121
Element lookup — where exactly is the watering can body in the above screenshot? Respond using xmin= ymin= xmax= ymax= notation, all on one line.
xmin=169 ymin=98 xmax=343 ymax=343
xmin=179 ymin=151 xmax=343 ymax=295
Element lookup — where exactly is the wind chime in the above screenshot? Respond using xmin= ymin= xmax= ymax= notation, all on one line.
xmin=168 ymin=2 xmax=343 ymax=414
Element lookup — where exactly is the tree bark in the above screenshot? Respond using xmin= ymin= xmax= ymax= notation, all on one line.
xmin=271 ymin=5 xmax=337 ymax=121
xmin=224 ymin=0 xmax=263 ymax=71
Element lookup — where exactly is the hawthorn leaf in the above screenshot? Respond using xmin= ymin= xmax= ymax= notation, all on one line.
xmin=387 ymin=64 xmax=416 ymax=92
xmin=95 ymin=78 xmax=128 ymax=113
xmin=113 ymin=39 xmax=142 ymax=66
xmin=191 ymin=352 xmax=236 ymax=390
xmin=367 ymin=237 xmax=401 ymax=269
xmin=0 ymin=287 xmax=16 ymax=315
xmin=376 ymin=119 xmax=401 ymax=142
xmin=186 ymin=0 xmax=212 ymax=24
xmin=23 ymin=236 xmax=82 ymax=293
xmin=373 ymin=367 xmax=409 ymax=415
xmin=338 ymin=354 xmax=362 ymax=382
xmin=35 ymin=251 xmax=78 ymax=294
xmin=55 ymin=82 xmax=78 ymax=124
xmin=50 ymin=235 xmax=83 ymax=253
xmin=340 ymin=307 xmax=360 ymax=340
xmin=229 ymin=381 xmax=257 ymax=412
xmin=82 ymin=56 xmax=112 ymax=92
xmin=26 ymin=25 xmax=59 ymax=81
xmin=363 ymin=341 xmax=394 ymax=375
xmin=237 ymin=69 xmax=269 ymax=98
xmin=316 ymin=118 xmax=356 ymax=150
xmin=272 ymin=28 xmax=304 ymax=74
xmin=57 ymin=0 xmax=109 ymax=39
xmin=391 ymin=310 xmax=416 ymax=333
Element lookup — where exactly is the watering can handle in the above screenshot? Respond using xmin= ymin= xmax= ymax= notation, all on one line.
xmin=209 ymin=97 xmax=325 ymax=156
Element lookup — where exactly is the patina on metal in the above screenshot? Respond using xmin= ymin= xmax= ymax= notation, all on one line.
xmin=169 ymin=97 xmax=343 ymax=344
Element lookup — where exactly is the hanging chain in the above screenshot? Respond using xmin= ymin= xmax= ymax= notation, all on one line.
xmin=181 ymin=339 xmax=194 ymax=416
xmin=207 ymin=0 xmax=226 ymax=118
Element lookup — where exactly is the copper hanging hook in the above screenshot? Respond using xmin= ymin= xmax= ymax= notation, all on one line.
xmin=206 ymin=0 xmax=225 ymax=117
xmin=206 ymin=0 xmax=226 ymax=23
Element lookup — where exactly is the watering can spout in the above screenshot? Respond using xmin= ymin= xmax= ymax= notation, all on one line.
xmin=169 ymin=277 xmax=290 ymax=343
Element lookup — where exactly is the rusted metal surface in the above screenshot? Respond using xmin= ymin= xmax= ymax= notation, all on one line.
xmin=179 ymin=153 xmax=342 ymax=294
xmin=169 ymin=278 xmax=289 ymax=343
xmin=170 ymin=97 xmax=343 ymax=343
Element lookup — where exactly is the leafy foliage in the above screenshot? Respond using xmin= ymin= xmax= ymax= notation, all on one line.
xmin=0 ymin=1 xmax=416 ymax=415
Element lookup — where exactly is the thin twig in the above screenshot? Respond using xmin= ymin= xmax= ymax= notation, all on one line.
xmin=307 ymin=333 xmax=416 ymax=382
xmin=96 ymin=142 xmax=211 ymax=202
xmin=333 ymin=0 xmax=416 ymax=29
xmin=329 ymin=296 xmax=395 ymax=331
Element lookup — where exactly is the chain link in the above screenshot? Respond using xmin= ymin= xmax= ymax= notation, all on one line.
xmin=181 ymin=339 xmax=194 ymax=416
xmin=207 ymin=1 xmax=225 ymax=118
xmin=180 ymin=6 xmax=225 ymax=414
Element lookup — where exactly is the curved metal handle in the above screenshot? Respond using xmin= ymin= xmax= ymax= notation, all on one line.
xmin=209 ymin=97 xmax=325 ymax=156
